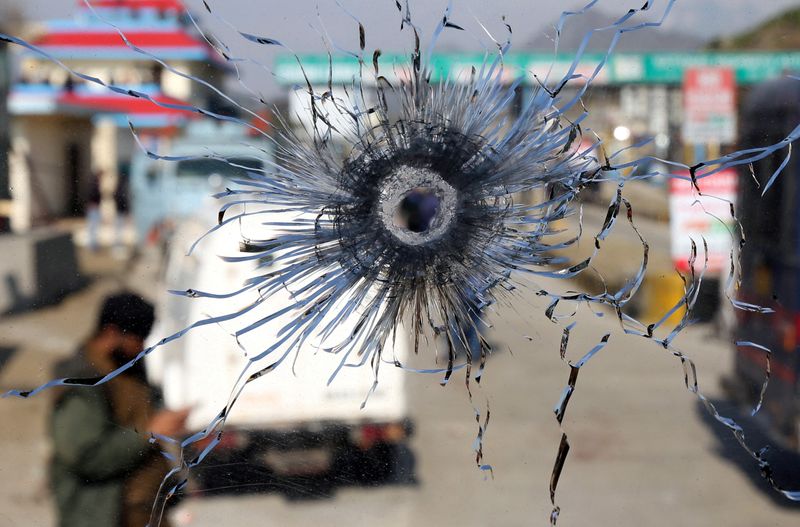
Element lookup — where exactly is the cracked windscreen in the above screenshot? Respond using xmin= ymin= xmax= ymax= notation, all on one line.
xmin=1 ymin=1 xmax=800 ymax=526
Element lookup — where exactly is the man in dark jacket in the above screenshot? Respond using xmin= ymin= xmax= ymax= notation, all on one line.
xmin=50 ymin=292 xmax=188 ymax=527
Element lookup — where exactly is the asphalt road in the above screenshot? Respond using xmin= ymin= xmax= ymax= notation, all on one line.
xmin=1 ymin=244 xmax=799 ymax=526
xmin=164 ymin=294 xmax=800 ymax=527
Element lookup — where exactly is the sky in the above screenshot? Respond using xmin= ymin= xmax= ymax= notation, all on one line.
xmin=14 ymin=0 xmax=800 ymax=38
xmin=7 ymin=0 xmax=800 ymax=97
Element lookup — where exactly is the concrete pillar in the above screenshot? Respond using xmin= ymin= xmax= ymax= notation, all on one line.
xmin=8 ymin=134 xmax=32 ymax=232
xmin=91 ymin=117 xmax=119 ymax=224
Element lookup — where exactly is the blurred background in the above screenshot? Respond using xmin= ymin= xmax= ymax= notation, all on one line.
xmin=1 ymin=1 xmax=800 ymax=525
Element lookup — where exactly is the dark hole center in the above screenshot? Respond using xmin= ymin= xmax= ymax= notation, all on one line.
xmin=396 ymin=188 xmax=441 ymax=233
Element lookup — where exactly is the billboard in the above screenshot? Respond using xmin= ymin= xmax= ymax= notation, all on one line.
xmin=682 ymin=66 xmax=736 ymax=144
xmin=669 ymin=169 xmax=737 ymax=274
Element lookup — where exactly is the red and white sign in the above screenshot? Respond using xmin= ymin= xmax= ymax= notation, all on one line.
xmin=669 ymin=169 xmax=737 ymax=273
xmin=682 ymin=67 xmax=737 ymax=144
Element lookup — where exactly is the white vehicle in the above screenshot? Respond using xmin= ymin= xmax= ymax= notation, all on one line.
xmin=130 ymin=121 xmax=274 ymax=245
xmin=146 ymin=217 xmax=414 ymax=492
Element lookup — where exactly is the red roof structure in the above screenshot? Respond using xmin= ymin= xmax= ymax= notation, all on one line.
xmin=29 ymin=0 xmax=222 ymax=63
xmin=78 ymin=0 xmax=185 ymax=11
xmin=35 ymin=32 xmax=207 ymax=49
xmin=59 ymin=91 xmax=194 ymax=116
xmin=11 ymin=0 xmax=219 ymax=128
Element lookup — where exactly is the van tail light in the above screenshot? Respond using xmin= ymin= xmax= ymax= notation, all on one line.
xmin=192 ymin=429 xmax=245 ymax=452
xmin=352 ymin=423 xmax=407 ymax=450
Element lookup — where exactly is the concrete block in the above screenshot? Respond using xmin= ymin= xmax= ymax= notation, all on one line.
xmin=0 ymin=229 xmax=85 ymax=313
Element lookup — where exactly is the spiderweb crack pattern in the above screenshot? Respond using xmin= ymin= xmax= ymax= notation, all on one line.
xmin=2 ymin=1 xmax=800 ymax=525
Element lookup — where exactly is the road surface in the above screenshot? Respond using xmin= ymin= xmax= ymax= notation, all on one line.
xmin=0 ymin=245 xmax=798 ymax=526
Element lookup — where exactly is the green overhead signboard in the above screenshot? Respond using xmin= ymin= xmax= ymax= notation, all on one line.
xmin=640 ymin=52 xmax=800 ymax=84
xmin=274 ymin=51 xmax=800 ymax=86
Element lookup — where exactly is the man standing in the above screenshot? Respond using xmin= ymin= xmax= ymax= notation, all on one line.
xmin=50 ymin=292 xmax=188 ymax=527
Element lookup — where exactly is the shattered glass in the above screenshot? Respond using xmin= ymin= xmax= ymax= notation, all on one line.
xmin=3 ymin=0 xmax=800 ymax=525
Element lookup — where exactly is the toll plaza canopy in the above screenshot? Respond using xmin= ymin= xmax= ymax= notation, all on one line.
xmin=27 ymin=0 xmax=221 ymax=63
xmin=274 ymin=51 xmax=800 ymax=86
xmin=8 ymin=0 xmax=221 ymax=128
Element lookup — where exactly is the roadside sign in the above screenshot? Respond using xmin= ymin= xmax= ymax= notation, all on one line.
xmin=682 ymin=66 xmax=736 ymax=144
xmin=669 ymin=169 xmax=737 ymax=274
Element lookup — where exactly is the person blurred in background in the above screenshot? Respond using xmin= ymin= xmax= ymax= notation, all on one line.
xmin=86 ymin=171 xmax=102 ymax=252
xmin=49 ymin=292 xmax=188 ymax=527
xmin=113 ymin=169 xmax=131 ymax=257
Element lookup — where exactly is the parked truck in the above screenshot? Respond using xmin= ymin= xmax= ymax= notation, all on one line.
xmin=727 ymin=76 xmax=800 ymax=452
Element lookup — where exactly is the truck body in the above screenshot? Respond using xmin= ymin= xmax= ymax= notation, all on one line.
xmin=730 ymin=77 xmax=800 ymax=451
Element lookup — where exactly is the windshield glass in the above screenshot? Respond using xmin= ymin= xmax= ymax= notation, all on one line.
xmin=175 ymin=158 xmax=263 ymax=179
xmin=2 ymin=1 xmax=800 ymax=527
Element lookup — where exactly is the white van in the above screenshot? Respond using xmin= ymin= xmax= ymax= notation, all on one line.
xmin=130 ymin=121 xmax=274 ymax=245
xmin=146 ymin=214 xmax=414 ymax=493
